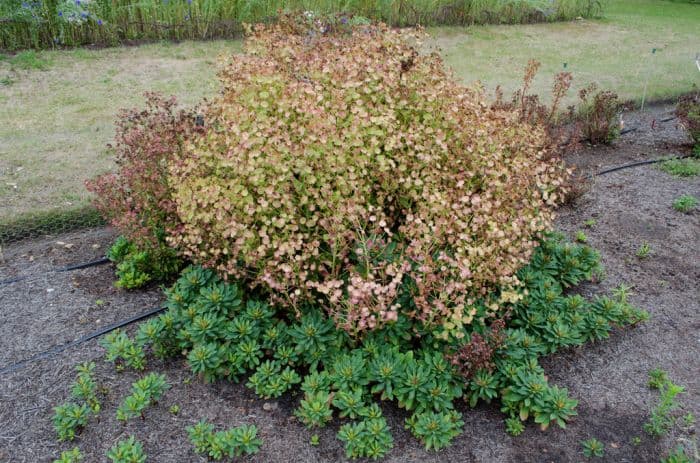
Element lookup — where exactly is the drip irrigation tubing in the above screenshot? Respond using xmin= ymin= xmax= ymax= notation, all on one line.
xmin=0 ymin=151 xmax=695 ymax=375
xmin=0 ymin=256 xmax=110 ymax=286
xmin=0 ymin=305 xmax=165 ymax=375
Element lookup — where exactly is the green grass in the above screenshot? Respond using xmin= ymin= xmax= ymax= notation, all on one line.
xmin=0 ymin=40 xmax=239 ymax=230
xmin=434 ymin=0 xmax=700 ymax=104
xmin=7 ymin=50 xmax=51 ymax=70
xmin=659 ymin=158 xmax=700 ymax=177
xmin=1 ymin=0 xmax=699 ymax=232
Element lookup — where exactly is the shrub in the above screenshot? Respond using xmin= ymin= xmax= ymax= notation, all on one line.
xmin=577 ymin=83 xmax=622 ymax=144
xmin=86 ymin=93 xmax=198 ymax=288
xmin=168 ymin=17 xmax=569 ymax=335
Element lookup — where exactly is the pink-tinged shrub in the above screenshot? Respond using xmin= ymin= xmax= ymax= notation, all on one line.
xmin=86 ymin=93 xmax=201 ymax=281
xmin=167 ymin=16 xmax=569 ymax=335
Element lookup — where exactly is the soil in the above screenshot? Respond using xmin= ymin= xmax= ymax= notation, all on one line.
xmin=0 ymin=104 xmax=698 ymax=463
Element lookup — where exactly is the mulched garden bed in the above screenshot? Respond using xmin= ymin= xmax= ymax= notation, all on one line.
xmin=0 ymin=104 xmax=697 ymax=463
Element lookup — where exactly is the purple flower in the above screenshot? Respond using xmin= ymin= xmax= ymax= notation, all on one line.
xmin=81 ymin=11 xmax=88 ymax=18
xmin=98 ymin=19 xmax=103 ymax=25
xmin=187 ymin=0 xmax=192 ymax=4
xmin=75 ymin=0 xmax=80 ymax=4
xmin=341 ymin=17 xmax=348 ymax=24
xmin=58 ymin=11 xmax=62 ymax=16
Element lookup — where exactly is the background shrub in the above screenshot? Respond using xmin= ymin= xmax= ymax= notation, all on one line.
xmin=576 ymin=83 xmax=622 ymax=145
xmin=168 ymin=16 xmax=569 ymax=335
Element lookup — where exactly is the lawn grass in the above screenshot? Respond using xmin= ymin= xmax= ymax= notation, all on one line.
xmin=433 ymin=0 xmax=700 ymax=104
xmin=0 ymin=40 xmax=240 ymax=228
xmin=1 ymin=0 xmax=699 ymax=228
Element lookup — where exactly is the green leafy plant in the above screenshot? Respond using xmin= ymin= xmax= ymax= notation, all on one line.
xmin=661 ymin=446 xmax=693 ymax=463
xmin=575 ymin=230 xmax=588 ymax=243
xmin=338 ymin=415 xmax=394 ymax=460
xmin=116 ymin=373 xmax=169 ymax=422
xmin=636 ymin=242 xmax=652 ymax=259
xmin=247 ymin=360 xmax=301 ymax=399
xmin=70 ymin=362 xmax=100 ymax=413
xmin=505 ymin=417 xmax=525 ymax=436
xmin=672 ymin=194 xmax=698 ymax=213
xmin=100 ymin=329 xmax=146 ymax=370
xmin=405 ymin=411 xmax=464 ymax=451
xmin=52 ymin=403 xmax=90 ymax=441
xmin=187 ymin=420 xmax=262 ymax=460
xmin=659 ymin=158 xmax=700 ymax=177
xmin=106 ymin=436 xmax=146 ymax=463
xmin=648 ymin=368 xmax=669 ymax=390
xmin=106 ymin=235 xmax=180 ymax=289
xmin=295 ymin=392 xmax=334 ymax=429
xmin=169 ymin=404 xmax=180 ymax=415
xmin=582 ymin=438 xmax=605 ymax=458
xmin=53 ymin=447 xmax=83 ymax=463
xmin=644 ymin=374 xmax=685 ymax=437
xmin=681 ymin=412 xmax=695 ymax=427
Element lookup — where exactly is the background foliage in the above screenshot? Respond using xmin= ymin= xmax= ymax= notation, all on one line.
xmin=0 ymin=0 xmax=605 ymax=50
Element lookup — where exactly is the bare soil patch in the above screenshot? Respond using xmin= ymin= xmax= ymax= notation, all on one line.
xmin=0 ymin=105 xmax=698 ymax=462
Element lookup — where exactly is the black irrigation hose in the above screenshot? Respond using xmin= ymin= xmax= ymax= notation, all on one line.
xmin=0 ymin=150 xmax=695 ymax=375
xmin=0 ymin=256 xmax=110 ymax=286
xmin=0 ymin=305 xmax=165 ymax=375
